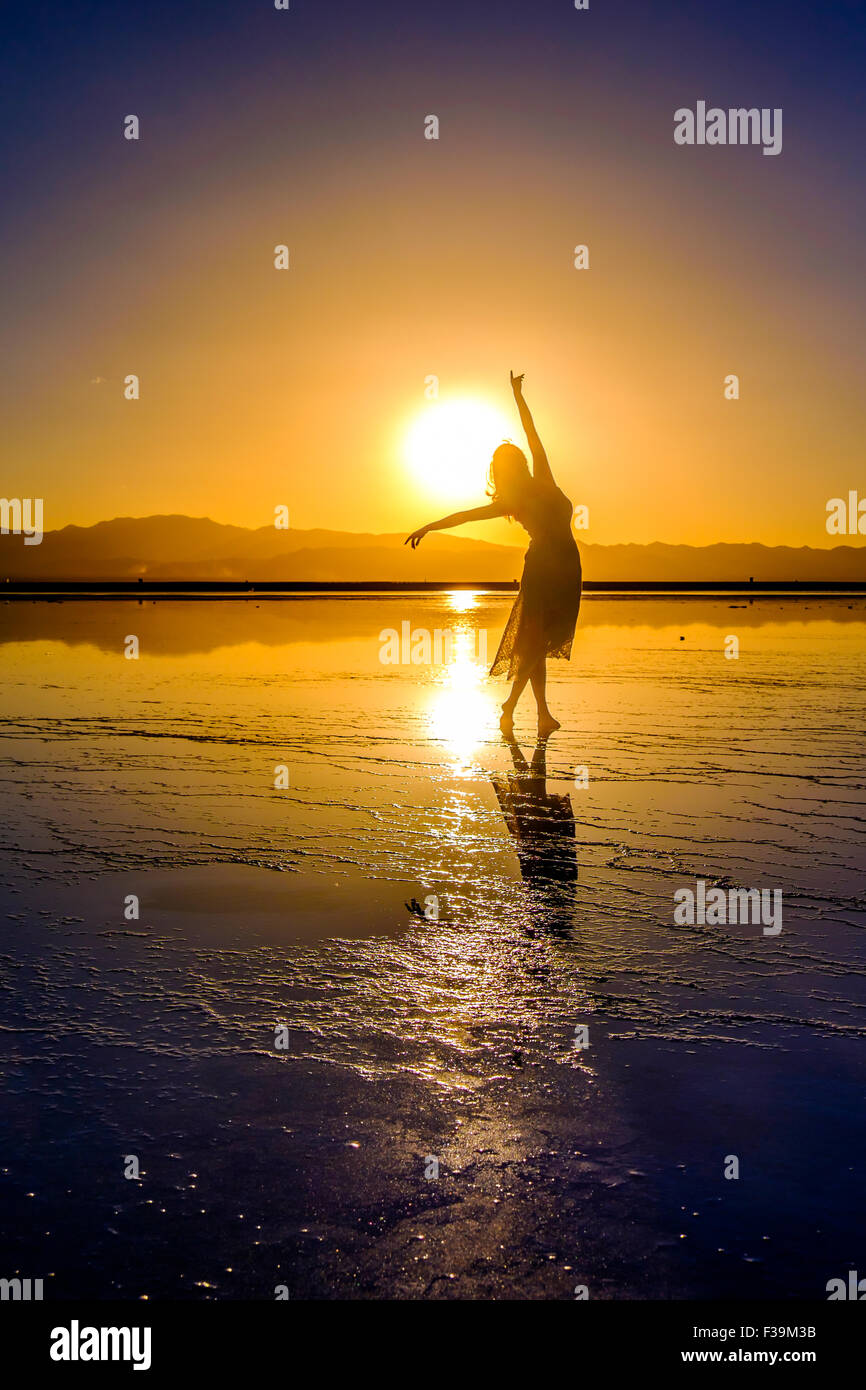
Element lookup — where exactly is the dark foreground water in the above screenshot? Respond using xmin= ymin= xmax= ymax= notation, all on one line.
xmin=1 ymin=595 xmax=865 ymax=1299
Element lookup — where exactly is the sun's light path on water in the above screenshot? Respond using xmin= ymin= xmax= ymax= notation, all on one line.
xmin=405 ymin=398 xmax=516 ymax=500
xmin=426 ymin=593 xmax=497 ymax=774
xmin=449 ymin=591 xmax=478 ymax=614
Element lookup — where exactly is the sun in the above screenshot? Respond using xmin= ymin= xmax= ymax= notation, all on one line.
xmin=405 ymin=397 xmax=516 ymax=501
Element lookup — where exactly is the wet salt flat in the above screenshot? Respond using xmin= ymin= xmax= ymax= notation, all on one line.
xmin=0 ymin=595 xmax=865 ymax=1299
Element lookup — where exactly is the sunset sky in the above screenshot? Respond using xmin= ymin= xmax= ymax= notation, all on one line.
xmin=2 ymin=0 xmax=864 ymax=547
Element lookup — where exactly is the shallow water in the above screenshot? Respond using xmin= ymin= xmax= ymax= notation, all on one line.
xmin=1 ymin=595 xmax=865 ymax=1298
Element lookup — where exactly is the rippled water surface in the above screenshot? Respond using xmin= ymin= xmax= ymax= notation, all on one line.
xmin=1 ymin=595 xmax=865 ymax=1298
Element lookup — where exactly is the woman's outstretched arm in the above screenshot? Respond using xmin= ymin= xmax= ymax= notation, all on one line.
xmin=510 ymin=370 xmax=555 ymax=486
xmin=405 ymin=501 xmax=506 ymax=549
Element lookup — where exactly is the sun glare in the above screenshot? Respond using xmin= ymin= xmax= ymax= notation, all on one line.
xmin=426 ymin=622 xmax=495 ymax=773
xmin=405 ymin=398 xmax=516 ymax=500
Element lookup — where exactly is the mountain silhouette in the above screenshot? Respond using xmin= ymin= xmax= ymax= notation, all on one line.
xmin=1 ymin=515 xmax=864 ymax=582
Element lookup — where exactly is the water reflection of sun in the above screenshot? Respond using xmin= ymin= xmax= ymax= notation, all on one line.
xmin=426 ymin=594 xmax=497 ymax=773
xmin=449 ymin=591 xmax=477 ymax=615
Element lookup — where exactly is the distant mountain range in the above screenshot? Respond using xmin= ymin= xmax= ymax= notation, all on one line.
xmin=1 ymin=515 xmax=865 ymax=581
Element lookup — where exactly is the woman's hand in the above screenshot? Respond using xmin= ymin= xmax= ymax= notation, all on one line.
xmin=510 ymin=370 xmax=525 ymax=397
xmin=404 ymin=526 xmax=429 ymax=550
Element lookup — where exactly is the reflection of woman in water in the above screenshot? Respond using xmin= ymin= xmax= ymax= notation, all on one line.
xmin=406 ymin=371 xmax=582 ymax=736
xmin=492 ymin=737 xmax=578 ymax=932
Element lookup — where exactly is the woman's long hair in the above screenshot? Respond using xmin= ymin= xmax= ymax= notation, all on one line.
xmin=487 ymin=441 xmax=532 ymax=518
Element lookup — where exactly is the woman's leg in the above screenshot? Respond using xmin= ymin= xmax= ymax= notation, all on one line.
xmin=530 ymin=657 xmax=560 ymax=735
xmin=500 ymin=665 xmax=533 ymax=732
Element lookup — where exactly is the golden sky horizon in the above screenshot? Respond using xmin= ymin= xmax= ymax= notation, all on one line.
xmin=3 ymin=5 xmax=864 ymax=551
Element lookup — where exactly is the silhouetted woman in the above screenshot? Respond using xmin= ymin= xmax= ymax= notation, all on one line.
xmin=406 ymin=371 xmax=582 ymax=735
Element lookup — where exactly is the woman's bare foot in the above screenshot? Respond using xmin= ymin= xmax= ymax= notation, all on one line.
xmin=537 ymin=712 xmax=560 ymax=737
xmin=500 ymin=703 xmax=516 ymax=735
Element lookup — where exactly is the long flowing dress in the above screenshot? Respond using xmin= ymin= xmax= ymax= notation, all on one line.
xmin=489 ymin=480 xmax=582 ymax=680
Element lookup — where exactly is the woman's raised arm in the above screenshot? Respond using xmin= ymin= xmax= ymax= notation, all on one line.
xmin=510 ymin=371 xmax=555 ymax=486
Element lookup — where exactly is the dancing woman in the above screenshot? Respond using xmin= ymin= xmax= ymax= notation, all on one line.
xmin=406 ymin=372 xmax=582 ymax=735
